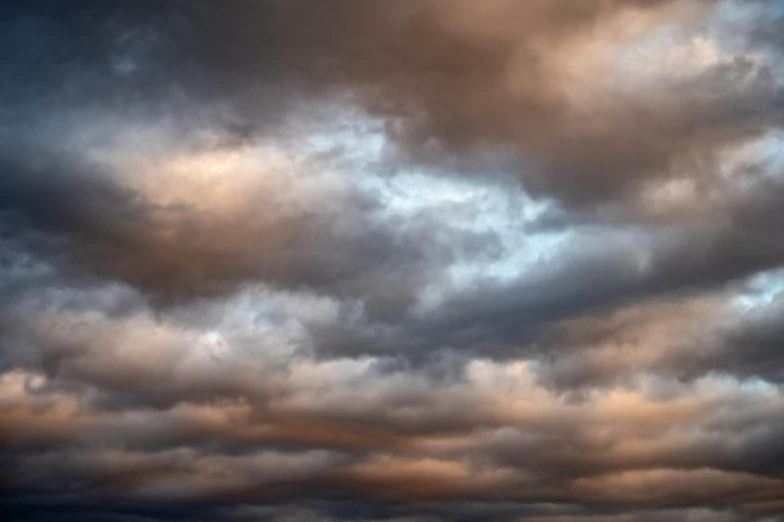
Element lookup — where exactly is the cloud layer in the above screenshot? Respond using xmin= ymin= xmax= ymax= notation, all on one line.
xmin=2 ymin=1 xmax=784 ymax=521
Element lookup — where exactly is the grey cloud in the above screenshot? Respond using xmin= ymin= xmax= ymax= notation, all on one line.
xmin=4 ymin=1 xmax=784 ymax=522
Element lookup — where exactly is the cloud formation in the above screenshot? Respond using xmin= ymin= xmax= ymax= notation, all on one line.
xmin=2 ymin=1 xmax=784 ymax=521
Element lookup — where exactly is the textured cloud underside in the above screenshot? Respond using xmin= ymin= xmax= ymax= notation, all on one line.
xmin=1 ymin=1 xmax=784 ymax=521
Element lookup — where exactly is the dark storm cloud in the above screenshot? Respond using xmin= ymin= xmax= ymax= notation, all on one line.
xmin=3 ymin=1 xmax=784 ymax=522
xmin=307 ymin=173 xmax=784 ymax=362
xmin=3 ymin=283 xmax=784 ymax=513
xmin=173 ymin=0 xmax=782 ymax=208
xmin=0 ymin=114 xmax=503 ymax=314
xmin=534 ymin=290 xmax=784 ymax=390
xmin=5 ymin=0 xmax=779 ymax=204
xmin=0 ymin=0 xmax=781 ymax=307
xmin=0 ymin=0 xmax=782 ymax=304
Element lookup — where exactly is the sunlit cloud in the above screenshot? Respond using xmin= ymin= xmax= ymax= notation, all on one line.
xmin=2 ymin=1 xmax=784 ymax=521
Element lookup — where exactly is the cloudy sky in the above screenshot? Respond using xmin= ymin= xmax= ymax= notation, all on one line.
xmin=2 ymin=1 xmax=784 ymax=521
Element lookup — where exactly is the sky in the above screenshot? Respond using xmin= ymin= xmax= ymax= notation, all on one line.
xmin=1 ymin=1 xmax=784 ymax=521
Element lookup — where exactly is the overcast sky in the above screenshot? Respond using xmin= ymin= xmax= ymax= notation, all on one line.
xmin=2 ymin=1 xmax=784 ymax=521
